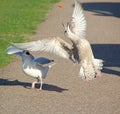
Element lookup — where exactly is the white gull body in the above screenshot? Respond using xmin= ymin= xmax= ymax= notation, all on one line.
xmin=7 ymin=46 xmax=54 ymax=90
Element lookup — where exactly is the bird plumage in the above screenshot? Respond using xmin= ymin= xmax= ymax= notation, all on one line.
xmin=13 ymin=37 xmax=79 ymax=63
xmin=63 ymin=1 xmax=86 ymax=43
xmin=72 ymin=1 xmax=86 ymax=38
xmin=7 ymin=46 xmax=54 ymax=90
xmin=64 ymin=1 xmax=103 ymax=81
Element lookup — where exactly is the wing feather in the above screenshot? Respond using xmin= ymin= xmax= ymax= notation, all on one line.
xmin=71 ymin=1 xmax=86 ymax=38
xmin=14 ymin=37 xmax=72 ymax=60
xmin=34 ymin=57 xmax=54 ymax=64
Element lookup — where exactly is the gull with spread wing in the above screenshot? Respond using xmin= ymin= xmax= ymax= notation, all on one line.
xmin=10 ymin=1 xmax=103 ymax=81
xmin=63 ymin=1 xmax=103 ymax=81
xmin=7 ymin=46 xmax=55 ymax=90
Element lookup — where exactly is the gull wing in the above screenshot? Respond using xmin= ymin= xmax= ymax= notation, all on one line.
xmin=71 ymin=1 xmax=86 ymax=39
xmin=14 ymin=37 xmax=73 ymax=60
xmin=34 ymin=57 xmax=54 ymax=65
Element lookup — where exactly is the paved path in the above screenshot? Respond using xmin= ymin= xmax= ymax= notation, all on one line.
xmin=0 ymin=0 xmax=120 ymax=114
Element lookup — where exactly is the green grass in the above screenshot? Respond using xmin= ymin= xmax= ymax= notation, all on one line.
xmin=0 ymin=0 xmax=60 ymax=68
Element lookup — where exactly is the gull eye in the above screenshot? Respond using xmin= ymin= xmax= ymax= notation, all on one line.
xmin=25 ymin=51 xmax=30 ymax=55
xmin=64 ymin=30 xmax=67 ymax=33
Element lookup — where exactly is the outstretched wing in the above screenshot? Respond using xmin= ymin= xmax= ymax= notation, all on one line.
xmin=71 ymin=1 xmax=86 ymax=39
xmin=14 ymin=37 xmax=73 ymax=60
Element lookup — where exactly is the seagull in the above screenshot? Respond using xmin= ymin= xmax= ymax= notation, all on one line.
xmin=7 ymin=46 xmax=55 ymax=90
xmin=10 ymin=1 xmax=103 ymax=81
xmin=63 ymin=1 xmax=103 ymax=81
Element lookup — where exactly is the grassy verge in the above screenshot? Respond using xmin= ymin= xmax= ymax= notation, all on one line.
xmin=0 ymin=0 xmax=60 ymax=68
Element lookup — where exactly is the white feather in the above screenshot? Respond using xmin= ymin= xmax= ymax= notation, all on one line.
xmin=78 ymin=38 xmax=103 ymax=80
xmin=93 ymin=59 xmax=103 ymax=70
xmin=71 ymin=1 xmax=86 ymax=39
xmin=14 ymin=37 xmax=72 ymax=60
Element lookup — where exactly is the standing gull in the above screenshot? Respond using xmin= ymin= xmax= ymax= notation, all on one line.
xmin=11 ymin=1 xmax=103 ymax=81
xmin=7 ymin=46 xmax=55 ymax=90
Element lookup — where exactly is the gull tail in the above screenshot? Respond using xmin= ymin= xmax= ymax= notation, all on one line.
xmin=93 ymin=59 xmax=104 ymax=71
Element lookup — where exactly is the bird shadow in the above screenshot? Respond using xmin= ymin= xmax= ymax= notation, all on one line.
xmin=41 ymin=84 xmax=68 ymax=92
xmin=81 ymin=2 xmax=120 ymax=18
xmin=0 ymin=78 xmax=68 ymax=92
xmin=91 ymin=44 xmax=120 ymax=76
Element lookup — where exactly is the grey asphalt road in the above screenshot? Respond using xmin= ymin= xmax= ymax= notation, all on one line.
xmin=0 ymin=0 xmax=120 ymax=114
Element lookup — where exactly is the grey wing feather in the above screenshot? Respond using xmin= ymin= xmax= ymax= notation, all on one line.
xmin=14 ymin=37 xmax=72 ymax=60
xmin=34 ymin=57 xmax=54 ymax=65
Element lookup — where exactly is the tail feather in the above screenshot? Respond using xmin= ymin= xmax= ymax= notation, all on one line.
xmin=79 ymin=67 xmax=85 ymax=79
xmin=93 ymin=59 xmax=103 ymax=70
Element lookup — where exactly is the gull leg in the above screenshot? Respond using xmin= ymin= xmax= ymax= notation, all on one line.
xmin=32 ymin=81 xmax=37 ymax=89
xmin=84 ymin=77 xmax=92 ymax=82
xmin=39 ymin=80 xmax=43 ymax=90
xmin=82 ymin=66 xmax=92 ymax=82
xmin=96 ymin=71 xmax=102 ymax=78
